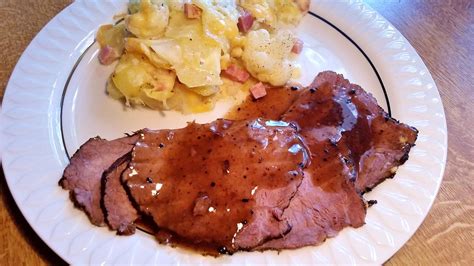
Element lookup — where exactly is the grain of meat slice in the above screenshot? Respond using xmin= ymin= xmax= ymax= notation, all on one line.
xmin=257 ymin=142 xmax=366 ymax=250
xmin=102 ymin=154 xmax=139 ymax=235
xmin=59 ymin=134 xmax=139 ymax=226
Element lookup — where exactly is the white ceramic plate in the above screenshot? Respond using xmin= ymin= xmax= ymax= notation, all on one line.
xmin=0 ymin=0 xmax=447 ymax=264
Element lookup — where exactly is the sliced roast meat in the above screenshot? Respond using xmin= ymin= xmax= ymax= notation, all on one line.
xmin=258 ymin=95 xmax=367 ymax=249
xmin=124 ymin=119 xmax=309 ymax=254
xmin=257 ymin=142 xmax=366 ymax=250
xmin=58 ymin=70 xmax=419 ymax=255
xmin=283 ymin=71 xmax=418 ymax=193
xmin=102 ymin=154 xmax=138 ymax=235
xmin=59 ymin=134 xmax=139 ymax=225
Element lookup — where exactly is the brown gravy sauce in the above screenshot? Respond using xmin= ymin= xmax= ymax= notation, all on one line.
xmin=225 ymin=84 xmax=303 ymax=121
xmin=227 ymin=82 xmax=375 ymax=187
xmin=131 ymin=82 xmax=372 ymax=255
xmin=128 ymin=119 xmax=308 ymax=255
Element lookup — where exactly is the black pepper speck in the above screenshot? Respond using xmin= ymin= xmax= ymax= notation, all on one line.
xmin=367 ymin=200 xmax=378 ymax=207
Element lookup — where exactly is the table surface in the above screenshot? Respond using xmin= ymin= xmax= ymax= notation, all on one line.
xmin=0 ymin=0 xmax=472 ymax=265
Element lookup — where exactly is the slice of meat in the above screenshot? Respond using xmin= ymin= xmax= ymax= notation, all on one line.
xmin=284 ymin=71 xmax=418 ymax=193
xmin=257 ymin=141 xmax=366 ymax=250
xmin=59 ymin=134 xmax=139 ymax=226
xmin=231 ymin=71 xmax=418 ymax=193
xmin=102 ymin=154 xmax=138 ymax=235
xmin=257 ymin=87 xmax=367 ymax=249
xmin=226 ymin=71 xmax=416 ymax=250
xmin=124 ymin=119 xmax=309 ymax=254
xmin=225 ymin=81 xmax=366 ymax=250
xmin=282 ymin=81 xmax=358 ymax=183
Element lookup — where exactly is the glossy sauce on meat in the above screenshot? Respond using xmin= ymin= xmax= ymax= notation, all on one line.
xmin=125 ymin=119 xmax=309 ymax=255
xmin=226 ymin=85 xmax=303 ymax=121
xmin=225 ymin=84 xmax=367 ymax=250
xmin=302 ymin=71 xmax=418 ymax=192
xmin=258 ymin=143 xmax=366 ymax=250
xmin=283 ymin=81 xmax=376 ymax=175
xmin=227 ymin=82 xmax=361 ymax=184
xmin=60 ymin=71 xmax=418 ymax=255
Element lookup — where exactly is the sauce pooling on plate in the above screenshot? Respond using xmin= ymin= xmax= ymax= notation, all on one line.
xmin=125 ymin=119 xmax=309 ymax=255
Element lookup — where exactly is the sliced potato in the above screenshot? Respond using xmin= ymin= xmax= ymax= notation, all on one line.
xmin=96 ymin=23 xmax=126 ymax=50
xmin=111 ymin=53 xmax=175 ymax=105
xmin=152 ymin=12 xmax=223 ymax=88
xmin=239 ymin=0 xmax=304 ymax=27
xmin=189 ymin=85 xmax=220 ymax=96
xmin=239 ymin=0 xmax=276 ymax=25
xmin=126 ymin=0 xmax=169 ymax=39
xmin=198 ymin=0 xmax=239 ymax=52
xmin=175 ymin=38 xmax=222 ymax=87
xmin=274 ymin=0 xmax=304 ymax=25
xmin=112 ymin=56 xmax=148 ymax=99
xmin=149 ymin=38 xmax=183 ymax=67
xmin=165 ymin=10 xmax=202 ymax=40
xmin=106 ymin=77 xmax=124 ymax=99
xmin=140 ymin=85 xmax=174 ymax=109
xmin=125 ymin=37 xmax=171 ymax=69
xmin=167 ymin=83 xmax=216 ymax=114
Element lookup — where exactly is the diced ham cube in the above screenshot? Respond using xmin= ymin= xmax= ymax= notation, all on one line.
xmin=237 ymin=10 xmax=255 ymax=33
xmin=98 ymin=45 xmax=120 ymax=65
xmin=291 ymin=38 xmax=304 ymax=54
xmin=250 ymin=82 xmax=267 ymax=99
xmin=184 ymin=3 xmax=201 ymax=19
xmin=295 ymin=0 xmax=310 ymax=12
xmin=223 ymin=64 xmax=250 ymax=83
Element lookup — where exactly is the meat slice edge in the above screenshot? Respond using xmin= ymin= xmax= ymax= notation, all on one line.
xmin=102 ymin=153 xmax=139 ymax=235
xmin=307 ymin=71 xmax=418 ymax=192
xmin=59 ymin=134 xmax=139 ymax=226
xmin=256 ymin=144 xmax=366 ymax=250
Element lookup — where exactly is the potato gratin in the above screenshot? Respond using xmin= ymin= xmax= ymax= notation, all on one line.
xmin=97 ymin=0 xmax=309 ymax=113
